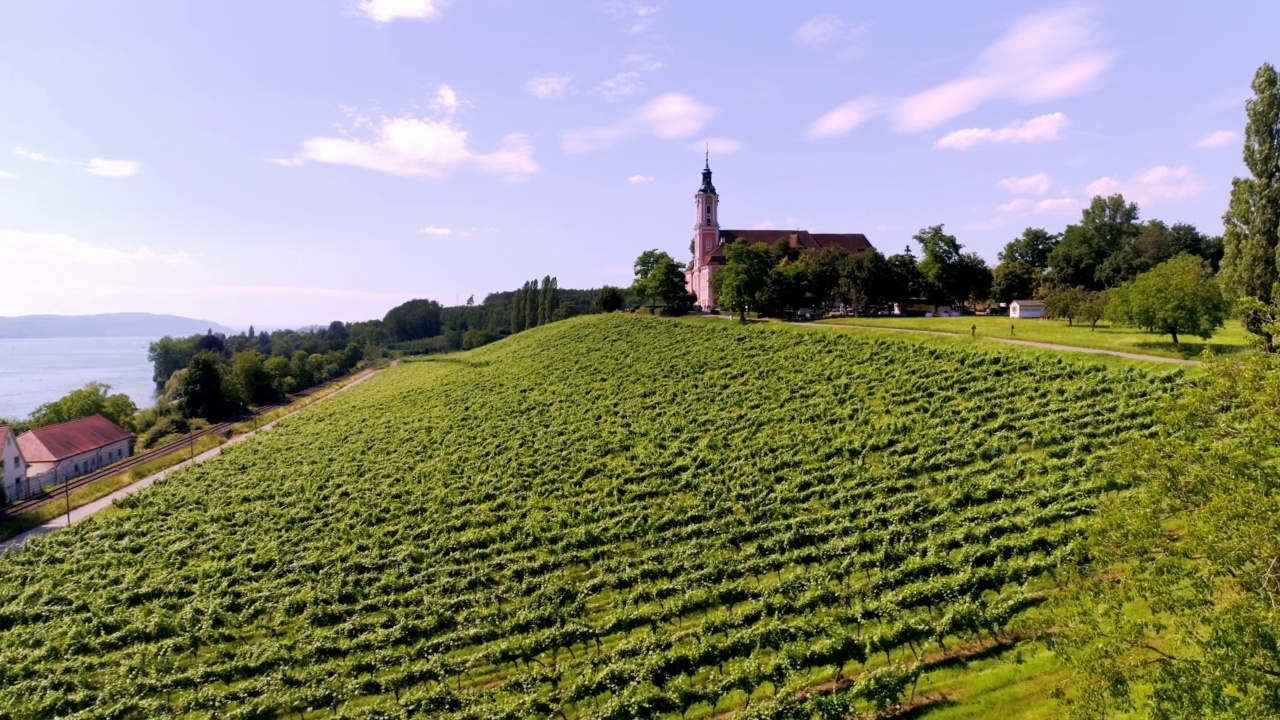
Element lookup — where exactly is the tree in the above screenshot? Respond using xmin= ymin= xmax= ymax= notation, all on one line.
xmin=593 ymin=286 xmax=626 ymax=313
xmin=837 ymin=249 xmax=888 ymax=315
xmin=1107 ymin=255 xmax=1228 ymax=345
xmin=538 ymin=275 xmax=558 ymax=326
xmin=883 ymin=246 xmax=925 ymax=309
xmin=999 ymin=228 xmax=1059 ymax=269
xmin=384 ymin=299 xmax=443 ymax=341
xmin=914 ymin=225 xmax=990 ymax=308
xmin=1080 ymin=291 xmax=1108 ymax=331
xmin=326 ymin=321 xmax=349 ymax=343
xmin=631 ymin=250 xmax=688 ymax=313
xmin=231 ymin=350 xmax=278 ymax=405
xmin=1053 ymin=352 xmax=1280 ymax=718
xmin=524 ymin=278 xmax=540 ymax=330
xmin=177 ymin=352 xmax=242 ymax=422
xmin=710 ymin=242 xmax=773 ymax=320
xmin=27 ymin=382 xmax=139 ymax=432
xmin=1044 ymin=285 xmax=1089 ymax=325
xmin=1048 ymin=195 xmax=1142 ymax=289
xmin=1219 ymin=63 xmax=1280 ymax=350
xmin=148 ymin=336 xmax=200 ymax=384
xmin=990 ymin=260 xmax=1040 ymax=305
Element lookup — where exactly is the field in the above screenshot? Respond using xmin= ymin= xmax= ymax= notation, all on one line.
xmin=0 ymin=315 xmax=1182 ymax=719
xmin=819 ymin=315 xmax=1250 ymax=360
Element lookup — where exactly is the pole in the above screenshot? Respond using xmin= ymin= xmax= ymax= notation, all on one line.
xmin=65 ymin=474 xmax=71 ymax=527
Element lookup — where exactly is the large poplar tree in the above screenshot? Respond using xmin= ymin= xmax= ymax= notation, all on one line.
xmin=1219 ymin=63 xmax=1280 ymax=350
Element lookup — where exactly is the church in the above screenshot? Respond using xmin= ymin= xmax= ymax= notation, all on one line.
xmin=685 ymin=157 xmax=876 ymax=312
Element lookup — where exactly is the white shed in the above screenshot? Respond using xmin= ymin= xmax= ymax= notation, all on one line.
xmin=1 ymin=427 xmax=28 ymax=504
xmin=1010 ymin=300 xmax=1045 ymax=319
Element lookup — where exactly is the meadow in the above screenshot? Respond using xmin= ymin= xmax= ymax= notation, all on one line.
xmin=819 ymin=316 xmax=1251 ymax=360
xmin=0 ymin=315 xmax=1183 ymax=719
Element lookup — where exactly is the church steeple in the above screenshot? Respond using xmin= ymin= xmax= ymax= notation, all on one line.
xmin=699 ymin=147 xmax=717 ymax=195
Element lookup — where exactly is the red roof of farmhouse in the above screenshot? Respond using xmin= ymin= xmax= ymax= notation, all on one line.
xmin=16 ymin=414 xmax=131 ymax=463
xmin=698 ymin=230 xmax=874 ymax=266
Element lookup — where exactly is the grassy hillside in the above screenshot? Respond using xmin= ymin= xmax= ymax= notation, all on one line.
xmin=819 ymin=316 xmax=1250 ymax=360
xmin=0 ymin=315 xmax=1182 ymax=719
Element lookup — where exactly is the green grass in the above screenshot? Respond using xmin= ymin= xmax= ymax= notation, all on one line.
xmin=0 ymin=315 xmax=1184 ymax=719
xmin=819 ymin=315 xmax=1251 ymax=360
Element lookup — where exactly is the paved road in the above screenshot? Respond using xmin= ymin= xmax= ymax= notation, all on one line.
xmin=800 ymin=322 xmax=1200 ymax=366
xmin=0 ymin=367 xmax=384 ymax=553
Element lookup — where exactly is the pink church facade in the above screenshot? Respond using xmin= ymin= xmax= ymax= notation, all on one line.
xmin=685 ymin=159 xmax=876 ymax=312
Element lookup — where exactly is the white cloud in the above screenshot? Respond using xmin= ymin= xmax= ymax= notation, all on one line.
xmin=1195 ymin=130 xmax=1238 ymax=149
xmin=603 ymin=1 xmax=658 ymax=33
xmin=0 ymin=170 xmax=15 ymax=179
xmin=268 ymin=157 xmax=306 ymax=167
xmin=627 ymin=175 xmax=654 ymax=184
xmin=997 ymin=198 xmax=1033 ymax=214
xmin=432 ymin=84 xmax=460 ymax=114
xmin=696 ymin=137 xmax=742 ymax=155
xmin=1034 ymin=197 xmax=1079 ymax=213
xmin=792 ymin=14 xmax=869 ymax=60
xmin=810 ymin=6 xmax=1113 ymax=138
xmin=808 ymin=97 xmax=882 ymax=138
xmin=1084 ymin=166 xmax=1205 ymax=205
xmin=356 ymin=0 xmax=441 ymax=23
xmin=526 ymin=74 xmax=573 ymax=100
xmin=85 ymin=158 xmax=140 ymax=177
xmin=562 ymin=93 xmax=714 ymax=153
xmin=0 ymin=229 xmax=192 ymax=267
xmin=934 ymin=113 xmax=1068 ymax=150
xmin=753 ymin=220 xmax=776 ymax=230
xmin=997 ymin=172 xmax=1053 ymax=195
xmin=14 ymin=147 xmax=58 ymax=163
xmin=895 ymin=7 xmax=1112 ymax=132
xmin=419 ymin=226 xmax=454 ymax=235
xmin=293 ymin=104 xmax=539 ymax=180
xmin=594 ymin=71 xmax=642 ymax=99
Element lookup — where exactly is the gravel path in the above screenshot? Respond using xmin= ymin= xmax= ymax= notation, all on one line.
xmin=801 ymin=322 xmax=1200 ymax=366
xmin=0 ymin=367 xmax=385 ymax=553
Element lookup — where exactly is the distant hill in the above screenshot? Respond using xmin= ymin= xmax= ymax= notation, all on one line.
xmin=0 ymin=313 xmax=235 ymax=339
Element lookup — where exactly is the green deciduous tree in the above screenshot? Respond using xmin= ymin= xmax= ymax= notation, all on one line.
xmin=1107 ymin=255 xmax=1228 ymax=345
xmin=710 ymin=242 xmax=773 ymax=320
xmin=631 ymin=250 xmax=689 ymax=313
xmin=1000 ymin=228 xmax=1059 ymax=270
xmin=1219 ymin=63 xmax=1280 ymax=350
xmin=914 ymin=225 xmax=991 ymax=308
xmin=1053 ymin=352 xmax=1280 ymax=718
xmin=177 ymin=352 xmax=242 ymax=422
xmin=384 ymin=299 xmax=444 ymax=342
xmin=990 ymin=260 xmax=1041 ymax=305
xmin=593 ymin=286 xmax=626 ymax=313
xmin=27 ymin=382 xmax=139 ymax=432
xmin=231 ymin=350 xmax=279 ymax=406
xmin=1044 ymin=285 xmax=1089 ymax=326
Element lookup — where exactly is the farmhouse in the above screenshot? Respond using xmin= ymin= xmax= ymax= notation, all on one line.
xmin=16 ymin=414 xmax=133 ymax=486
xmin=1010 ymin=300 xmax=1045 ymax=319
xmin=1 ymin=427 xmax=27 ymax=504
xmin=685 ymin=156 xmax=875 ymax=312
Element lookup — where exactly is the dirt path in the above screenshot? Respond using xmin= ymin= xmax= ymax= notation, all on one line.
xmin=799 ymin=322 xmax=1200 ymax=366
xmin=0 ymin=367 xmax=386 ymax=553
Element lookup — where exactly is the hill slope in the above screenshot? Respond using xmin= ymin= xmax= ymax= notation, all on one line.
xmin=0 ymin=312 xmax=234 ymax=338
xmin=0 ymin=315 xmax=1181 ymax=719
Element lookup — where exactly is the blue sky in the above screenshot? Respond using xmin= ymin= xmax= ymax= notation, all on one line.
xmin=0 ymin=1 xmax=1274 ymax=326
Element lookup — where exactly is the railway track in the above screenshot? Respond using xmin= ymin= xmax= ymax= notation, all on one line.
xmin=1 ymin=371 xmax=365 ymax=519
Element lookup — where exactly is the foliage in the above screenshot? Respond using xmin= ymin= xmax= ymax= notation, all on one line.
xmin=1219 ymin=63 xmax=1280 ymax=350
xmin=1080 ymin=291 xmax=1108 ymax=331
xmin=384 ymin=299 xmax=444 ymax=342
xmin=913 ymin=225 xmax=991 ymax=309
xmin=0 ymin=314 xmax=1180 ymax=720
xmin=593 ymin=285 xmax=626 ymax=313
xmin=175 ymin=352 xmax=243 ymax=422
xmin=632 ymin=249 xmax=692 ymax=312
xmin=1053 ymin=353 xmax=1280 ymax=718
xmin=25 ymin=382 xmax=138 ymax=432
xmin=1107 ymin=255 xmax=1229 ymax=345
xmin=1000 ymin=228 xmax=1059 ymax=270
xmin=1044 ymin=286 xmax=1090 ymax=326
xmin=710 ymin=241 xmax=774 ymax=319
xmin=991 ymin=260 xmax=1041 ymax=305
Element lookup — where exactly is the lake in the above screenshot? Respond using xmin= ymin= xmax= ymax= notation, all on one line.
xmin=0 ymin=337 xmax=158 ymax=419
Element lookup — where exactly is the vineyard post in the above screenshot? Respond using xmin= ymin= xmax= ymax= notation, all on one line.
xmin=64 ymin=475 xmax=70 ymax=527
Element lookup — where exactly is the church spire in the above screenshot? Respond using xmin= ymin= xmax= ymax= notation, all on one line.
xmin=699 ymin=148 xmax=716 ymax=195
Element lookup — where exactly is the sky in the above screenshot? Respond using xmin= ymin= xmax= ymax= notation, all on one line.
xmin=0 ymin=1 xmax=1275 ymax=327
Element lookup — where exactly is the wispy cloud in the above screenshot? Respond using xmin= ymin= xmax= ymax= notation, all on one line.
xmin=0 ymin=170 xmax=15 ymax=180
xmin=603 ymin=1 xmax=658 ymax=34
xmin=595 ymin=71 xmax=643 ymax=99
xmin=355 ymin=0 xmax=442 ymax=23
xmin=998 ymin=196 xmax=1079 ymax=215
xmin=810 ymin=6 xmax=1112 ymax=138
xmin=1194 ymin=130 xmax=1238 ymax=149
xmin=627 ymin=174 xmax=654 ymax=184
xmin=286 ymin=94 xmax=539 ymax=180
xmin=752 ymin=220 xmax=776 ymax=230
xmin=696 ymin=137 xmax=742 ymax=155
xmin=419 ymin=226 xmax=454 ymax=236
xmin=85 ymin=158 xmax=140 ymax=177
xmin=14 ymin=147 xmax=58 ymax=163
xmin=0 ymin=229 xmax=193 ymax=267
xmin=562 ymin=93 xmax=713 ymax=153
xmin=1085 ymin=166 xmax=1204 ymax=205
xmin=935 ymin=113 xmax=1068 ymax=150
xmin=525 ymin=74 xmax=573 ymax=100
xmin=792 ymin=14 xmax=869 ymax=60
xmin=998 ymin=172 xmax=1053 ymax=195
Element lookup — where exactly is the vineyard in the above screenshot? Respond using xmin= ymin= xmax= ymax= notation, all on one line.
xmin=0 ymin=315 xmax=1182 ymax=719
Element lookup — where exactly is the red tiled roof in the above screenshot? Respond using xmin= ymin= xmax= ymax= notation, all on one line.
xmin=17 ymin=414 xmax=131 ymax=463
xmin=700 ymin=229 xmax=874 ymax=265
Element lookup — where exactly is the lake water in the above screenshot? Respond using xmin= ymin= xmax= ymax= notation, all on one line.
xmin=0 ymin=337 xmax=158 ymax=419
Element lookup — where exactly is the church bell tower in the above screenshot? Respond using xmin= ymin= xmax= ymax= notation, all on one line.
xmin=694 ymin=150 xmax=719 ymax=260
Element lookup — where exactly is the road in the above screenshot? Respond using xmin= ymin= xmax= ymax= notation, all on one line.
xmin=0 ymin=366 xmax=385 ymax=553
